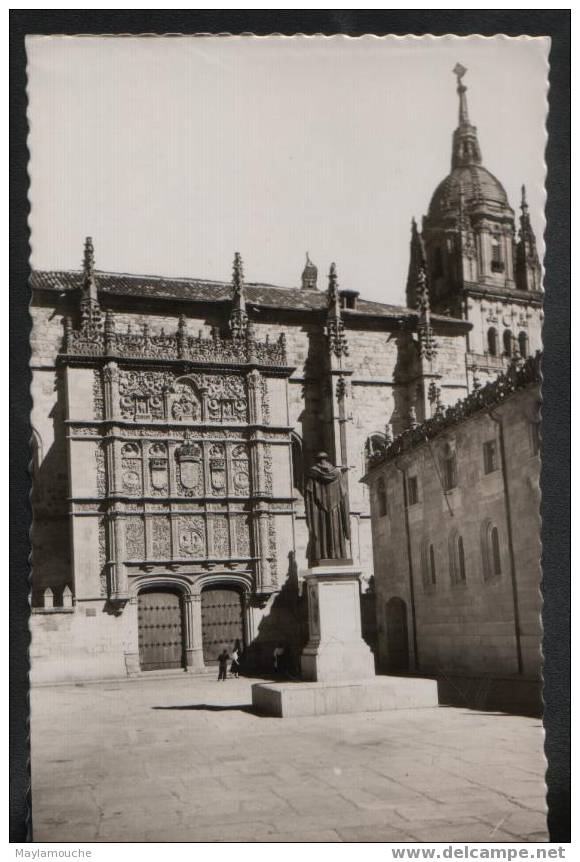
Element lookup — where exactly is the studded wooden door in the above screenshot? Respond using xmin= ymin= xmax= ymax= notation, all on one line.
xmin=138 ymin=590 xmax=185 ymax=671
xmin=201 ymin=587 xmax=244 ymax=664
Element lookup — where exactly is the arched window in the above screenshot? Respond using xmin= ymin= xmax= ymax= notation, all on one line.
xmin=441 ymin=447 xmax=457 ymax=492
xmin=491 ymin=234 xmax=504 ymax=272
xmin=503 ymin=329 xmax=513 ymax=357
xmin=518 ymin=331 xmax=529 ymax=358
xmin=290 ymin=433 xmax=304 ymax=495
xmin=481 ymin=520 xmax=502 ymax=581
xmin=449 ymin=530 xmax=467 ymax=586
xmin=377 ymin=476 xmax=387 ymax=518
xmin=487 ymin=327 xmax=499 ymax=357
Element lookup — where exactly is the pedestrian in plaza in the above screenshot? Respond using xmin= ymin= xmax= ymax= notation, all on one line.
xmin=273 ymin=642 xmax=285 ymax=675
xmin=217 ymin=647 xmax=229 ymax=681
xmin=230 ymin=639 xmax=242 ymax=678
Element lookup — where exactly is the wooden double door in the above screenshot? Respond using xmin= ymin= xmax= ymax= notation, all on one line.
xmin=138 ymin=589 xmax=185 ymax=671
xmin=201 ymin=585 xmax=244 ymax=664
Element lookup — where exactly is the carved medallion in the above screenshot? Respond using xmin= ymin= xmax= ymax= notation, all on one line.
xmin=176 ymin=516 xmax=205 ymax=558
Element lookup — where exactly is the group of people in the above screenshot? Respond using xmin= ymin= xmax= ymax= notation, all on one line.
xmin=216 ymin=640 xmax=242 ymax=681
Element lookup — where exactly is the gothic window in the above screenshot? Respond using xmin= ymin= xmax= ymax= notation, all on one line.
xmin=231 ymin=444 xmax=250 ymax=494
xmin=148 ymin=442 xmax=168 ymax=493
xmin=481 ymin=520 xmax=502 ymax=581
xmin=377 ymin=476 xmax=387 ymax=517
xmin=121 ymin=442 xmax=142 ymax=494
xmin=503 ymin=329 xmax=513 ymax=357
xmin=291 ymin=433 xmax=304 ymax=495
xmin=487 ymin=327 xmax=499 ymax=357
xmin=491 ymin=234 xmax=504 ymax=273
xmin=449 ymin=530 xmax=467 ymax=586
xmin=441 ymin=450 xmax=457 ymax=492
xmin=483 ymin=440 xmax=498 ymax=474
xmin=430 ymin=544 xmax=437 ymax=586
xmin=518 ymin=331 xmax=529 ymax=358
xmin=407 ymin=475 xmax=419 ymax=506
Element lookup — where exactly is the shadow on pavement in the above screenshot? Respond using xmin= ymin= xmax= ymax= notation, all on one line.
xmin=152 ymin=703 xmax=263 ymax=715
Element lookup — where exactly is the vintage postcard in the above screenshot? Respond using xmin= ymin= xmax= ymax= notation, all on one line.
xmin=26 ymin=33 xmax=549 ymax=843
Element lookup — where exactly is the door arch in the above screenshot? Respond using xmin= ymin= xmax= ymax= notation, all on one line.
xmin=385 ymin=597 xmax=409 ymax=672
xmin=138 ymin=587 xmax=186 ymax=671
xmin=201 ymin=582 xmax=245 ymax=664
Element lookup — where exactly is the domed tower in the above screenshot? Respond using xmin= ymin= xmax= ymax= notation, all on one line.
xmin=408 ymin=64 xmax=543 ymax=385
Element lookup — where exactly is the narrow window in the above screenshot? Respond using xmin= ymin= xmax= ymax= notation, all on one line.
xmin=487 ymin=327 xmax=499 ymax=357
xmin=291 ymin=434 xmax=304 ymax=495
xmin=449 ymin=530 xmax=466 ymax=586
xmin=442 ymin=452 xmax=457 ymax=491
xmin=429 ymin=544 xmax=437 ymax=585
xmin=483 ymin=440 xmax=498 ymax=474
xmin=408 ymin=475 xmax=419 ymax=506
xmin=491 ymin=235 xmax=504 ymax=273
xmin=377 ymin=476 xmax=387 ymax=517
xmin=457 ymin=536 xmax=466 ymax=582
xmin=503 ymin=330 xmax=513 ymax=357
xmin=491 ymin=527 xmax=501 ymax=577
xmin=518 ymin=331 xmax=529 ymax=358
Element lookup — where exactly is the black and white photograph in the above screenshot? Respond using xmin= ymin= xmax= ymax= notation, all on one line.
xmin=22 ymin=30 xmax=557 ymax=844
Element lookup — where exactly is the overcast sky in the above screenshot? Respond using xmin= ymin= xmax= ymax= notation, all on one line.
xmin=26 ymin=34 xmax=549 ymax=304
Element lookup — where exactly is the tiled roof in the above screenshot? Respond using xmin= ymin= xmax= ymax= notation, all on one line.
xmin=29 ymin=269 xmax=464 ymax=325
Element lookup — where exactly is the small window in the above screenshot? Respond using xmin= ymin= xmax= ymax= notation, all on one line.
xmin=518 ymin=331 xmax=529 ymax=358
xmin=457 ymin=537 xmax=466 ymax=582
xmin=429 ymin=544 xmax=437 ymax=585
xmin=487 ymin=327 xmax=499 ymax=357
xmin=449 ymin=530 xmax=467 ymax=586
xmin=491 ymin=235 xmax=504 ymax=273
xmin=442 ymin=452 xmax=457 ymax=491
xmin=377 ymin=476 xmax=387 ymax=517
xmin=408 ymin=476 xmax=419 ymax=506
xmin=503 ymin=330 xmax=513 ymax=357
xmin=483 ymin=440 xmax=498 ymax=474
xmin=530 ymin=421 xmax=541 ymax=456
xmin=491 ymin=527 xmax=501 ymax=577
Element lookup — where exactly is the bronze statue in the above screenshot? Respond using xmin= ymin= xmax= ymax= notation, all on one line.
xmin=305 ymin=452 xmax=351 ymax=564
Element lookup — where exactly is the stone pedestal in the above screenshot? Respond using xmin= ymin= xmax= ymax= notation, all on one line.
xmin=300 ymin=564 xmax=375 ymax=683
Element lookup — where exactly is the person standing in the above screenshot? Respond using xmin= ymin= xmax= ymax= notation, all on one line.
xmin=230 ymin=641 xmax=241 ymax=679
xmin=217 ymin=648 xmax=229 ymax=681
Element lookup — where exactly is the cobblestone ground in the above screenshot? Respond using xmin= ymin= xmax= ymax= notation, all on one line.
xmin=31 ymin=674 xmax=547 ymax=843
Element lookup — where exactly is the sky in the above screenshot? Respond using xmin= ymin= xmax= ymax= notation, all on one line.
xmin=26 ymin=34 xmax=549 ymax=305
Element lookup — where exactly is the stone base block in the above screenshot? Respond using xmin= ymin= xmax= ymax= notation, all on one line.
xmin=251 ymin=676 xmax=439 ymax=718
xmin=301 ymin=640 xmax=375 ymax=682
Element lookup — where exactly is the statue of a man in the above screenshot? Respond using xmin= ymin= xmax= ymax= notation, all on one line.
xmin=305 ymin=452 xmax=350 ymax=564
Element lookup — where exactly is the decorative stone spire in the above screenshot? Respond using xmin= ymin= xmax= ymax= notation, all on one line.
xmin=326 ymin=263 xmax=349 ymax=357
xmin=406 ymin=218 xmax=428 ymax=308
xmin=301 ymin=252 xmax=318 ymax=290
xmin=451 ymin=64 xmax=482 ymax=169
xmin=416 ymin=264 xmax=436 ymax=361
xmin=515 ymin=185 xmax=541 ymax=292
xmin=229 ymin=252 xmax=249 ymax=338
xmin=80 ymin=236 xmax=102 ymax=334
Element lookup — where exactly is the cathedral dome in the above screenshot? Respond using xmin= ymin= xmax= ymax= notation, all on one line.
xmin=428 ymin=165 xmax=509 ymax=221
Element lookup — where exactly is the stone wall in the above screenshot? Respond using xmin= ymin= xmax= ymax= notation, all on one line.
xmin=369 ymin=383 xmax=541 ymax=680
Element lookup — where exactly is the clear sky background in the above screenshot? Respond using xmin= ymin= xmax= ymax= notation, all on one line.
xmin=26 ymin=35 xmax=549 ymax=304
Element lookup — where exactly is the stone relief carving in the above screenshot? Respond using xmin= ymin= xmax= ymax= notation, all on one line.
xmin=234 ymin=514 xmax=251 ymax=557
xmin=118 ymin=370 xmax=173 ymax=420
xmin=268 ymin=514 xmax=278 ymax=583
xmin=121 ymin=442 xmax=142 ymax=495
xmin=95 ymin=443 xmax=106 ymax=497
xmin=176 ymin=515 xmax=205 ymax=558
xmin=93 ymin=369 xmax=104 ymax=420
xmin=150 ymin=516 xmax=171 ymax=559
xmin=212 ymin=515 xmax=230 ymax=557
xmin=70 ymin=425 xmax=100 ymax=437
xmin=209 ymin=443 xmax=226 ymax=494
xmin=147 ymin=442 xmax=168 ymax=494
xmin=98 ymin=518 xmax=107 ymax=595
xmin=175 ymin=432 xmax=203 ymax=496
xmin=231 ymin=444 xmax=250 ymax=494
xmin=206 ymin=375 xmax=247 ymax=422
xmin=260 ymin=376 xmax=271 ymax=424
xmin=263 ymin=444 xmax=273 ymax=495
xmin=125 ymin=517 xmax=145 ymax=560
xmin=170 ymin=378 xmax=202 ymax=421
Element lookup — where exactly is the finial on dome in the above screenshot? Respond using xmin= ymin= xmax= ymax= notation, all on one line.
xmin=301 ymin=251 xmax=318 ymax=290
xmin=521 ymin=184 xmax=528 ymax=210
xmin=453 ymin=63 xmax=470 ymax=126
xmin=450 ymin=64 xmax=482 ymax=169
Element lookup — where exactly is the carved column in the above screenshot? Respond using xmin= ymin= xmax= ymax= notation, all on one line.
xmin=253 ymin=504 xmax=274 ymax=593
xmin=102 ymin=361 xmax=119 ymax=420
xmin=184 ymin=593 xmax=205 ymax=671
xmin=247 ymin=369 xmax=263 ymax=424
xmin=107 ymin=509 xmax=128 ymax=599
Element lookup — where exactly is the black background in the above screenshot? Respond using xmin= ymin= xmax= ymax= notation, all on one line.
xmin=10 ymin=10 xmax=571 ymax=844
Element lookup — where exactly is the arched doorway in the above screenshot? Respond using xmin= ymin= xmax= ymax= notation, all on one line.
xmin=385 ymin=597 xmax=409 ymax=672
xmin=138 ymin=587 xmax=186 ymax=671
xmin=201 ymin=583 xmax=245 ymax=665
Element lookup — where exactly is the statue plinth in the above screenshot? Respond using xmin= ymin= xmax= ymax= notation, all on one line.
xmin=300 ymin=563 xmax=375 ymax=683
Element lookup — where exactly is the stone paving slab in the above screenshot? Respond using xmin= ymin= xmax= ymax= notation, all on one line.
xmin=31 ymin=674 xmax=548 ymax=842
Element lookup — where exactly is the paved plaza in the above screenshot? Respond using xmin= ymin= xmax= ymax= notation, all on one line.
xmin=31 ymin=674 xmax=548 ymax=843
